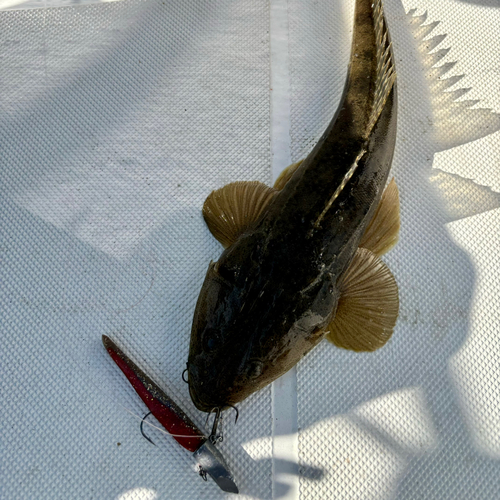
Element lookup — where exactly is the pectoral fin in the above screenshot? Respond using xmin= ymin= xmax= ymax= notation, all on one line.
xmin=203 ymin=181 xmax=277 ymax=248
xmin=273 ymin=160 xmax=304 ymax=190
xmin=359 ymin=178 xmax=400 ymax=256
xmin=326 ymin=248 xmax=399 ymax=352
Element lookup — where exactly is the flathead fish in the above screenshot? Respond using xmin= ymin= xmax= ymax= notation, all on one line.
xmin=188 ymin=0 xmax=399 ymax=414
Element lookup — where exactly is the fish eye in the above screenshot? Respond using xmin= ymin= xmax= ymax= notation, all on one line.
xmin=202 ymin=328 xmax=222 ymax=352
xmin=247 ymin=360 xmax=263 ymax=379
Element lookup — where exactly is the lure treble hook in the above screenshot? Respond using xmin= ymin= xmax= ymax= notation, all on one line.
xmin=206 ymin=404 xmax=239 ymax=445
xmin=226 ymin=403 xmax=239 ymax=425
xmin=140 ymin=411 xmax=156 ymax=446
xmin=206 ymin=407 xmax=223 ymax=444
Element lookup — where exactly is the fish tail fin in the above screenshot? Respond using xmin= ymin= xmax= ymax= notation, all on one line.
xmin=365 ymin=0 xmax=396 ymax=137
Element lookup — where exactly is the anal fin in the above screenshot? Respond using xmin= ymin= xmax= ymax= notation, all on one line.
xmin=203 ymin=181 xmax=277 ymax=248
xmin=359 ymin=178 xmax=400 ymax=256
xmin=326 ymin=248 xmax=399 ymax=352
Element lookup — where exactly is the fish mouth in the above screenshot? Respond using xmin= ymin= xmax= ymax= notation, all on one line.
xmin=187 ymin=359 xmax=238 ymax=412
xmin=188 ymin=378 xmax=230 ymax=413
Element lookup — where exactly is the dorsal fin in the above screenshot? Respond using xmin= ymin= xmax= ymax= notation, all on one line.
xmin=365 ymin=0 xmax=396 ymax=136
xmin=274 ymin=160 xmax=304 ymax=190
xmin=359 ymin=178 xmax=400 ymax=256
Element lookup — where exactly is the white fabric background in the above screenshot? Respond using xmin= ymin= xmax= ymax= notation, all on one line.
xmin=1 ymin=1 xmax=499 ymax=499
xmin=1 ymin=1 xmax=272 ymax=499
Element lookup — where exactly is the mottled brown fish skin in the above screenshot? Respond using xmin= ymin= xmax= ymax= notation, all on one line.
xmin=188 ymin=0 xmax=397 ymax=412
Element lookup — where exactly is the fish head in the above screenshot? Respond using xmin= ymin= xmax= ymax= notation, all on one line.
xmin=187 ymin=259 xmax=337 ymax=412
xmin=187 ymin=261 xmax=255 ymax=412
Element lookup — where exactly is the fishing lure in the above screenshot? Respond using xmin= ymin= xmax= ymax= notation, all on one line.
xmin=102 ymin=335 xmax=239 ymax=493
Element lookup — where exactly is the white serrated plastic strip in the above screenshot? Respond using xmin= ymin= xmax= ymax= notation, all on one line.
xmin=270 ymin=1 xmax=300 ymax=499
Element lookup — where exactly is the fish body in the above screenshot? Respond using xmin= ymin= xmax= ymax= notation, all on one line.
xmin=188 ymin=0 xmax=398 ymax=412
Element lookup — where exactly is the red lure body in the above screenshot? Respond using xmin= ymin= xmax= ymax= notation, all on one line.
xmin=103 ymin=335 xmax=205 ymax=453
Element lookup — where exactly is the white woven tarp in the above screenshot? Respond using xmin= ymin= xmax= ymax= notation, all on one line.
xmin=1 ymin=1 xmax=499 ymax=499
